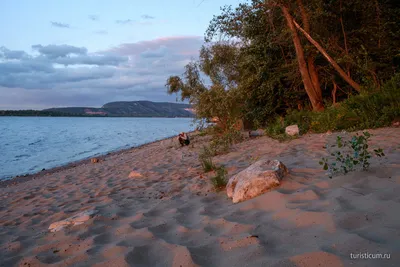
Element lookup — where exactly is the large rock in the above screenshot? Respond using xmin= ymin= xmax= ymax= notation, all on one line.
xmin=227 ymin=159 xmax=288 ymax=203
xmin=48 ymin=210 xmax=98 ymax=232
xmin=285 ymin=125 xmax=299 ymax=136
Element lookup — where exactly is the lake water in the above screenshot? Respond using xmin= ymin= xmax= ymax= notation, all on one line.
xmin=0 ymin=117 xmax=194 ymax=180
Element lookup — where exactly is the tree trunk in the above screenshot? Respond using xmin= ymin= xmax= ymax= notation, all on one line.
xmin=340 ymin=0 xmax=351 ymax=77
xmin=293 ymin=19 xmax=361 ymax=92
xmin=296 ymin=0 xmax=323 ymax=106
xmin=281 ymin=6 xmax=324 ymax=111
xmin=308 ymin=57 xmax=322 ymax=101
xmin=374 ymin=0 xmax=381 ymax=48
xmin=332 ymin=80 xmax=337 ymax=105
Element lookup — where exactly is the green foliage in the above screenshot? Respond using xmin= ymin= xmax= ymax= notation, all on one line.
xmin=319 ymin=132 xmax=385 ymax=178
xmin=209 ymin=128 xmax=243 ymax=155
xmin=265 ymin=117 xmax=293 ymax=141
xmin=210 ymin=165 xmax=228 ymax=191
xmin=167 ymin=0 xmax=400 ymax=137
xmin=198 ymin=130 xmax=208 ymax=137
xmin=279 ymin=73 xmax=400 ymax=135
xmin=198 ymin=146 xmax=228 ymax=191
xmin=199 ymin=146 xmax=216 ymax=172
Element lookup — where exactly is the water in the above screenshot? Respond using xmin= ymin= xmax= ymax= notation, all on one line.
xmin=0 ymin=117 xmax=194 ymax=180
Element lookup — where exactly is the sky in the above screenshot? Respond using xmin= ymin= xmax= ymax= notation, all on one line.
xmin=0 ymin=0 xmax=243 ymax=110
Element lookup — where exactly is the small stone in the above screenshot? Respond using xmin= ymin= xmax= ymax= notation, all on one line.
xmin=249 ymin=129 xmax=266 ymax=137
xmin=285 ymin=125 xmax=299 ymax=136
xmin=91 ymin=158 xmax=99 ymax=163
xmin=48 ymin=210 xmax=98 ymax=232
xmin=128 ymin=171 xmax=142 ymax=178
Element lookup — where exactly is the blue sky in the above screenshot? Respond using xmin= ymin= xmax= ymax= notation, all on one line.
xmin=0 ymin=0 xmax=243 ymax=109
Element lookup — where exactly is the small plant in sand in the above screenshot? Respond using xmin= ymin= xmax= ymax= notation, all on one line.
xmin=209 ymin=128 xmax=243 ymax=156
xmin=211 ymin=165 xmax=228 ymax=191
xmin=199 ymin=146 xmax=216 ymax=172
xmin=319 ymin=131 xmax=385 ymax=178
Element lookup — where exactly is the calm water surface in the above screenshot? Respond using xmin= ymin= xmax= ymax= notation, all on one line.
xmin=0 ymin=117 xmax=194 ymax=180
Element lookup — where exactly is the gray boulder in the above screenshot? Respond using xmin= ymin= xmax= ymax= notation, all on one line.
xmin=227 ymin=159 xmax=288 ymax=203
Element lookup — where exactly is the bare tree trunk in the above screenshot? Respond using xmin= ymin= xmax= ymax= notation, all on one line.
xmin=374 ymin=0 xmax=381 ymax=49
xmin=308 ymin=57 xmax=322 ymax=101
xmin=339 ymin=0 xmax=351 ymax=77
xmin=296 ymin=0 xmax=310 ymax=31
xmin=282 ymin=6 xmax=324 ymax=111
xmin=332 ymin=80 xmax=337 ymax=105
xmin=293 ymin=19 xmax=361 ymax=92
xmin=296 ymin=0 xmax=322 ymax=98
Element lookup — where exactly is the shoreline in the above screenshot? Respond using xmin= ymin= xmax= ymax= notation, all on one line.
xmin=0 ymin=131 xmax=197 ymax=188
xmin=0 ymin=115 xmax=195 ymax=118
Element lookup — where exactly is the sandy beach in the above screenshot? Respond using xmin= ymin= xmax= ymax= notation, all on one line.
xmin=1 ymin=128 xmax=400 ymax=267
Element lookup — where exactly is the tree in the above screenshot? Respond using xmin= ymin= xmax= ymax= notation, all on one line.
xmin=166 ymin=44 xmax=244 ymax=132
xmin=168 ymin=0 xmax=400 ymax=128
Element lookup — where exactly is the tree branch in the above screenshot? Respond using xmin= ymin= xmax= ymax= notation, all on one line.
xmin=292 ymin=19 xmax=361 ymax=92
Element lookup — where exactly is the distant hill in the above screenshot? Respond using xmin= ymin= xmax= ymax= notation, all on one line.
xmin=42 ymin=101 xmax=194 ymax=117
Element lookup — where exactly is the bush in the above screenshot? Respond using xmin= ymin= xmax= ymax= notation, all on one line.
xmin=210 ymin=165 xmax=228 ymax=191
xmin=209 ymin=127 xmax=243 ymax=155
xmin=198 ymin=130 xmax=208 ymax=137
xmin=199 ymin=146 xmax=216 ymax=172
xmin=319 ymin=131 xmax=385 ymax=178
xmin=275 ymin=74 xmax=400 ymax=135
xmin=265 ymin=116 xmax=298 ymax=141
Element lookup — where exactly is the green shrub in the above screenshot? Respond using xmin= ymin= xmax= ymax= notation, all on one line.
xmin=209 ymin=127 xmax=243 ymax=155
xmin=265 ymin=116 xmax=298 ymax=141
xmin=278 ymin=74 xmax=400 ymax=135
xmin=319 ymin=131 xmax=385 ymax=178
xmin=211 ymin=165 xmax=228 ymax=191
xmin=199 ymin=146 xmax=216 ymax=172
xmin=198 ymin=130 xmax=208 ymax=137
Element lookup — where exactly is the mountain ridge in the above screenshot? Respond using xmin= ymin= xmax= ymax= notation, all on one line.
xmin=1 ymin=101 xmax=194 ymax=117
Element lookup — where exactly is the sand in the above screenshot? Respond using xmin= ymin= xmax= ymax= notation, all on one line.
xmin=1 ymin=128 xmax=400 ymax=267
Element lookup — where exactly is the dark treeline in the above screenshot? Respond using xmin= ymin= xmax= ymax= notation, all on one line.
xmin=166 ymin=0 xmax=400 ymax=135
xmin=0 ymin=110 xmax=192 ymax=118
xmin=0 ymin=110 xmax=102 ymax=117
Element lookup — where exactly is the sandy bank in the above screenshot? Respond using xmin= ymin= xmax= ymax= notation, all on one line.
xmin=0 ymin=128 xmax=399 ymax=267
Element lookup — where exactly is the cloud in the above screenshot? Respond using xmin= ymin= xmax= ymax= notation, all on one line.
xmin=50 ymin=21 xmax=70 ymax=28
xmin=110 ymin=36 xmax=202 ymax=57
xmin=32 ymin=44 xmax=87 ymax=58
xmin=141 ymin=46 xmax=168 ymax=58
xmin=141 ymin=14 xmax=155 ymax=20
xmin=0 ymin=47 xmax=29 ymax=60
xmin=115 ymin=19 xmax=135 ymax=25
xmin=88 ymin=15 xmax=99 ymax=21
xmin=54 ymin=54 xmax=127 ymax=66
xmin=94 ymin=30 xmax=108 ymax=35
xmin=0 ymin=36 xmax=203 ymax=109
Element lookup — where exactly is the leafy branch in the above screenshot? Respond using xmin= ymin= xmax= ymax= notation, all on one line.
xmin=319 ymin=131 xmax=385 ymax=178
